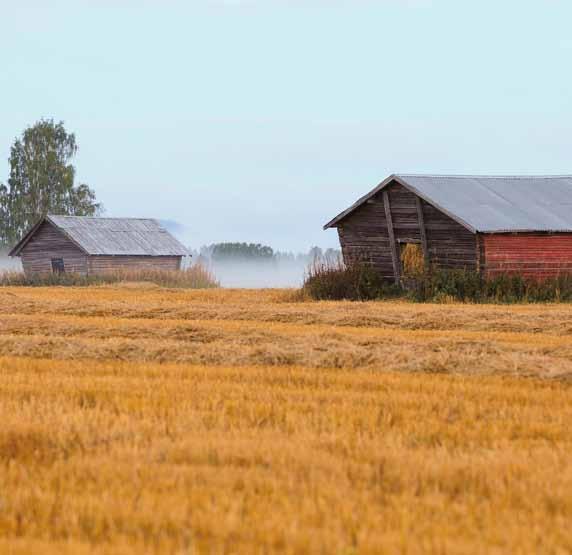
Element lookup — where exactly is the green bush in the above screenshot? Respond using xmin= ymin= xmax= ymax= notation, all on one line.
xmin=410 ymin=269 xmax=572 ymax=303
xmin=302 ymin=261 xmax=401 ymax=301
xmin=302 ymin=262 xmax=572 ymax=304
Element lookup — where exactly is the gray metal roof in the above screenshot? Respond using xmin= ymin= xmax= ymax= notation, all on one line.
xmin=46 ymin=215 xmax=190 ymax=256
xmin=324 ymin=174 xmax=572 ymax=233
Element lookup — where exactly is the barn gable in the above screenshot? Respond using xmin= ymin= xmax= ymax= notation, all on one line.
xmin=17 ymin=219 xmax=88 ymax=275
xmin=336 ymin=181 xmax=476 ymax=281
xmin=325 ymin=174 xmax=572 ymax=233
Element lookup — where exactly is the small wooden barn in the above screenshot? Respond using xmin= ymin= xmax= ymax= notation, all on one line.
xmin=324 ymin=174 xmax=572 ymax=282
xmin=9 ymin=215 xmax=190 ymax=275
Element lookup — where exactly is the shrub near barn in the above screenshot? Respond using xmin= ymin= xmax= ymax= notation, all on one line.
xmin=303 ymin=259 xmax=572 ymax=303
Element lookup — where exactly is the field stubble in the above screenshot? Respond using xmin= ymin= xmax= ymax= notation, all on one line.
xmin=0 ymin=286 xmax=571 ymax=554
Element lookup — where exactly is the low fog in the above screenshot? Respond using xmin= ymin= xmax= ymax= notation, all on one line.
xmin=0 ymin=250 xmax=337 ymax=289
xmin=187 ymin=245 xmax=342 ymax=288
xmin=0 ymin=255 xmax=21 ymax=272
xmin=199 ymin=259 xmax=310 ymax=289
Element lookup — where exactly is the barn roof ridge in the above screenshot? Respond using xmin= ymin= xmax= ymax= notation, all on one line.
xmin=47 ymin=214 xmax=161 ymax=220
xmin=10 ymin=215 xmax=190 ymax=257
xmin=324 ymin=174 xmax=572 ymax=233
xmin=396 ymin=173 xmax=572 ymax=179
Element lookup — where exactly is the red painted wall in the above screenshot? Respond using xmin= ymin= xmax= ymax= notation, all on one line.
xmin=483 ymin=233 xmax=572 ymax=279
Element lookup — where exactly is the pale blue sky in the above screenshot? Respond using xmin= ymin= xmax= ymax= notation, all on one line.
xmin=1 ymin=0 xmax=571 ymax=250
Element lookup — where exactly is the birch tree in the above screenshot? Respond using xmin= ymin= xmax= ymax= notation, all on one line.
xmin=0 ymin=119 xmax=101 ymax=247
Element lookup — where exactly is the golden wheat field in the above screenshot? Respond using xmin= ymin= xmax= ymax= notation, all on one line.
xmin=1 ymin=285 xmax=572 ymax=554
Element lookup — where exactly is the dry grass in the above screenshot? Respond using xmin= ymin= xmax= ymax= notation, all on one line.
xmin=0 ymin=286 xmax=571 ymax=554
xmin=0 ymin=265 xmax=219 ymax=289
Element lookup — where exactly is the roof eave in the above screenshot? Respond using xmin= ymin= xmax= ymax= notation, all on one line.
xmin=323 ymin=174 xmax=397 ymax=229
xmin=323 ymin=174 xmax=477 ymax=234
xmin=88 ymin=251 xmax=191 ymax=257
xmin=8 ymin=216 xmax=51 ymax=256
xmin=47 ymin=215 xmax=191 ymax=256
xmin=479 ymin=228 xmax=572 ymax=234
xmin=8 ymin=215 xmax=191 ymax=257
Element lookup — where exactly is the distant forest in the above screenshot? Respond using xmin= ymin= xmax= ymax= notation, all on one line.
xmin=189 ymin=242 xmax=341 ymax=266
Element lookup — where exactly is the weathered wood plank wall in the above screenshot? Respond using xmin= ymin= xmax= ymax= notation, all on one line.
xmin=336 ymin=181 xmax=477 ymax=279
xmin=88 ymin=256 xmax=181 ymax=274
xmin=20 ymin=221 xmax=88 ymax=274
xmin=422 ymin=202 xmax=476 ymax=271
xmin=337 ymin=195 xmax=394 ymax=279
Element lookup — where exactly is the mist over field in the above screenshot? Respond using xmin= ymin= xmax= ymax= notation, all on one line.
xmin=204 ymin=259 xmax=309 ymax=288
xmin=0 ymin=250 xmax=332 ymax=288
xmin=0 ymin=255 xmax=21 ymax=272
xmin=187 ymin=244 xmax=341 ymax=288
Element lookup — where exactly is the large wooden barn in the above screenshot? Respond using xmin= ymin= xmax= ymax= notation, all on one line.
xmin=9 ymin=215 xmax=190 ymax=275
xmin=324 ymin=174 xmax=572 ymax=282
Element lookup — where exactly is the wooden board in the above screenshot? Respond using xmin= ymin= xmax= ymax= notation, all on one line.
xmin=383 ymin=189 xmax=400 ymax=283
xmin=20 ymin=221 xmax=88 ymax=274
xmin=415 ymin=196 xmax=429 ymax=267
xmin=334 ymin=181 xmax=478 ymax=279
xmin=88 ymin=255 xmax=182 ymax=274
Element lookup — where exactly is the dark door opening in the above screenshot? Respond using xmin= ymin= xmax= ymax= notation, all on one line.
xmin=51 ymin=258 xmax=65 ymax=274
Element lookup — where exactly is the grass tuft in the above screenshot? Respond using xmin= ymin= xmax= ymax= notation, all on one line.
xmin=302 ymin=262 xmax=572 ymax=303
xmin=0 ymin=265 xmax=219 ymax=289
xmin=410 ymin=269 xmax=572 ymax=303
xmin=302 ymin=259 xmax=401 ymax=301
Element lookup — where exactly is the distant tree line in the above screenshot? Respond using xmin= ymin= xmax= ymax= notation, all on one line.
xmin=190 ymin=243 xmax=341 ymax=266
xmin=210 ymin=242 xmax=275 ymax=261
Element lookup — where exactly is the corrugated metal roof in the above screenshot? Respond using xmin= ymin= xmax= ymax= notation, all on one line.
xmin=47 ymin=215 xmax=190 ymax=256
xmin=324 ymin=174 xmax=572 ymax=233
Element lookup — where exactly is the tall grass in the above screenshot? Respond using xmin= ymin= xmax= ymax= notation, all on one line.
xmin=0 ymin=264 xmax=219 ymax=289
xmin=302 ymin=260 xmax=572 ymax=303
xmin=411 ymin=269 xmax=572 ymax=303
xmin=302 ymin=259 xmax=401 ymax=301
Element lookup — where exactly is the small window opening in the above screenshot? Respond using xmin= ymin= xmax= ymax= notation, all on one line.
xmin=51 ymin=258 xmax=65 ymax=274
xmin=400 ymin=243 xmax=424 ymax=278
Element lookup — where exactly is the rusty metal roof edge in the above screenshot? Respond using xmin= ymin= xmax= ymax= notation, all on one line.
xmin=477 ymin=228 xmax=572 ymax=234
xmin=324 ymin=174 xmax=572 ymax=233
xmin=323 ymin=174 xmax=397 ymax=229
xmin=324 ymin=174 xmax=476 ymax=233
xmin=396 ymin=173 xmax=572 ymax=179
